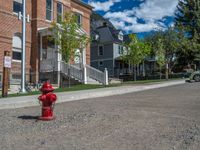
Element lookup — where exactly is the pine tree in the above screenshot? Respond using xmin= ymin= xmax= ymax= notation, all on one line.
xmin=175 ymin=0 xmax=200 ymax=67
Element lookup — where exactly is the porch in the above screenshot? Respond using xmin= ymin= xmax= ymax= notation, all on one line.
xmin=38 ymin=27 xmax=108 ymax=86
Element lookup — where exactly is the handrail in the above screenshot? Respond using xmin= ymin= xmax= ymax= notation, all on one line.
xmin=69 ymin=64 xmax=83 ymax=82
xmin=85 ymin=64 xmax=105 ymax=84
xmin=60 ymin=61 xmax=83 ymax=82
xmin=40 ymin=59 xmax=56 ymax=72
xmin=41 ymin=60 xmax=108 ymax=84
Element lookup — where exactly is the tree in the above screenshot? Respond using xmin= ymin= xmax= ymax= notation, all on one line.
xmin=50 ymin=12 xmax=89 ymax=63
xmin=155 ymin=39 xmax=165 ymax=79
xmin=50 ymin=12 xmax=89 ymax=87
xmin=123 ymin=34 xmax=151 ymax=81
xmin=145 ymin=28 xmax=179 ymax=80
xmin=175 ymin=0 xmax=200 ymax=67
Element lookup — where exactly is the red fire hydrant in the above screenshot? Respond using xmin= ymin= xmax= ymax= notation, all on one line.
xmin=38 ymin=82 xmax=57 ymax=121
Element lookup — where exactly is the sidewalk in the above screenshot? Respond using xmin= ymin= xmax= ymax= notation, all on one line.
xmin=0 ymin=80 xmax=185 ymax=110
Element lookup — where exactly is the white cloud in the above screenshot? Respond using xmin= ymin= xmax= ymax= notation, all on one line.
xmin=133 ymin=0 xmax=179 ymax=22
xmin=88 ymin=0 xmax=121 ymax=12
xmin=103 ymin=0 xmax=179 ymax=33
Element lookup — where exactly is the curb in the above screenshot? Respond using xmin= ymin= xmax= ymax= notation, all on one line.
xmin=0 ymin=80 xmax=185 ymax=110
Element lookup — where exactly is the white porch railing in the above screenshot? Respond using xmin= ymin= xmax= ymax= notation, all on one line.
xmin=40 ymin=59 xmax=57 ymax=72
xmin=41 ymin=59 xmax=108 ymax=85
xmin=61 ymin=62 xmax=83 ymax=82
xmin=86 ymin=65 xmax=108 ymax=85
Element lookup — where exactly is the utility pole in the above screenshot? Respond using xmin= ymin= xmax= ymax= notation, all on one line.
xmin=20 ymin=0 xmax=30 ymax=93
xmin=2 ymin=51 xmax=11 ymax=97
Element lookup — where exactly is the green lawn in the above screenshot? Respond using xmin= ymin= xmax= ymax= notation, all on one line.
xmin=0 ymin=78 xmax=183 ymax=98
xmin=1 ymin=84 xmax=120 ymax=98
xmin=123 ymin=78 xmax=182 ymax=84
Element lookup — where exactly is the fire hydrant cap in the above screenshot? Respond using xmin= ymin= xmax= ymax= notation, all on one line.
xmin=40 ymin=82 xmax=54 ymax=92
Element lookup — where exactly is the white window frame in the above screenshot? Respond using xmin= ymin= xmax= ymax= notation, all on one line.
xmin=46 ymin=0 xmax=53 ymax=21
xmin=12 ymin=48 xmax=22 ymax=62
xmin=12 ymin=34 xmax=22 ymax=62
xmin=75 ymin=13 xmax=82 ymax=26
xmin=13 ymin=0 xmax=23 ymax=15
xmin=57 ymin=2 xmax=63 ymax=24
xmin=118 ymin=45 xmax=123 ymax=54
xmin=118 ymin=45 xmax=121 ymax=54
xmin=98 ymin=45 xmax=104 ymax=56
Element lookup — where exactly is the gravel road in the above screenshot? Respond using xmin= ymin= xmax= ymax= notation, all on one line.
xmin=0 ymin=82 xmax=200 ymax=150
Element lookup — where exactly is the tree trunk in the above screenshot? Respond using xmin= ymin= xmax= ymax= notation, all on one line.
xmin=165 ymin=62 xmax=169 ymax=80
xmin=134 ymin=65 xmax=137 ymax=81
xmin=160 ymin=66 xmax=162 ymax=80
xmin=137 ymin=64 xmax=140 ymax=76
xmin=128 ymin=61 xmax=131 ymax=74
xmin=68 ymin=64 xmax=71 ymax=88
xmin=142 ymin=61 xmax=145 ymax=77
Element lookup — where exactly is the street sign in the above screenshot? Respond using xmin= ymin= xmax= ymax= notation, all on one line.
xmin=4 ymin=56 xmax=11 ymax=68
xmin=2 ymin=51 xmax=10 ymax=97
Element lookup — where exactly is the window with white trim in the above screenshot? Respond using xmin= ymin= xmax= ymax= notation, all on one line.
xmin=57 ymin=2 xmax=63 ymax=23
xmin=75 ymin=13 xmax=82 ymax=26
xmin=98 ymin=45 xmax=104 ymax=56
xmin=13 ymin=0 xmax=22 ymax=14
xmin=118 ymin=45 xmax=123 ymax=54
xmin=46 ymin=0 xmax=53 ymax=21
xmin=12 ymin=34 xmax=22 ymax=61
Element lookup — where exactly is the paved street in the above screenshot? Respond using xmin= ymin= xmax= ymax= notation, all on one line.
xmin=0 ymin=82 xmax=200 ymax=150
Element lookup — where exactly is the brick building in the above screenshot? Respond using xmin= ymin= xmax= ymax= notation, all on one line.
xmin=0 ymin=0 xmax=92 ymax=89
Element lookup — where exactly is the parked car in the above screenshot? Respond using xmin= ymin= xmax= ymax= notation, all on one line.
xmin=190 ymin=71 xmax=200 ymax=82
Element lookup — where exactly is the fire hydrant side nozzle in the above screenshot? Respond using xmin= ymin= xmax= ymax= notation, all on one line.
xmin=38 ymin=82 xmax=57 ymax=121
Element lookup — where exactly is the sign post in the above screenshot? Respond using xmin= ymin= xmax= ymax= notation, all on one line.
xmin=2 ymin=51 xmax=11 ymax=97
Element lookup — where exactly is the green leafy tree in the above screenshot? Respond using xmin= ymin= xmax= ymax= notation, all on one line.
xmin=145 ymin=28 xmax=179 ymax=79
xmin=155 ymin=39 xmax=165 ymax=79
xmin=175 ymin=0 xmax=200 ymax=67
xmin=123 ymin=34 xmax=151 ymax=81
xmin=50 ymin=12 xmax=89 ymax=63
xmin=49 ymin=12 xmax=89 ymax=87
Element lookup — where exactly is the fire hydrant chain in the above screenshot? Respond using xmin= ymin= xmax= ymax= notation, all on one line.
xmin=38 ymin=82 xmax=57 ymax=121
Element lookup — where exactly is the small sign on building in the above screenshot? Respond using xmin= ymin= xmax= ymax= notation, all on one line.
xmin=4 ymin=56 xmax=12 ymax=68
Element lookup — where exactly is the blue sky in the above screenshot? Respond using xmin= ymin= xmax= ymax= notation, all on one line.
xmin=83 ymin=0 xmax=179 ymax=37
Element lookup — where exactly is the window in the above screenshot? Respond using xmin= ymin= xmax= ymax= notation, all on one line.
xmin=13 ymin=0 xmax=23 ymax=14
xmin=11 ymin=74 xmax=21 ymax=84
xmin=57 ymin=2 xmax=63 ymax=23
xmin=118 ymin=45 xmax=123 ymax=54
xmin=75 ymin=13 xmax=82 ymax=26
xmin=118 ymin=34 xmax=123 ymax=41
xmin=12 ymin=74 xmax=21 ymax=80
xmin=99 ymin=61 xmax=103 ymax=67
xmin=98 ymin=45 xmax=104 ymax=56
xmin=12 ymin=34 xmax=22 ymax=61
xmin=46 ymin=0 xmax=53 ymax=21
xmin=118 ymin=31 xmax=123 ymax=41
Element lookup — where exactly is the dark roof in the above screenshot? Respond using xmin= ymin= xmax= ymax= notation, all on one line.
xmin=91 ymin=12 xmax=124 ymax=44
xmin=91 ymin=12 xmax=115 ymax=30
xmin=108 ymin=27 xmax=123 ymax=43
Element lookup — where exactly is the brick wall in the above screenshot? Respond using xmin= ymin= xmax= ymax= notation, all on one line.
xmin=0 ymin=0 xmax=32 ymax=82
xmin=0 ymin=0 xmax=92 ymax=83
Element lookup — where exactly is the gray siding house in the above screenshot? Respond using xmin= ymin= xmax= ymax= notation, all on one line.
xmin=90 ymin=13 xmax=127 ymax=77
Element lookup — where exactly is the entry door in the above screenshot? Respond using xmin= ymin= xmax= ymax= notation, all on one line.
xmin=47 ymin=47 xmax=56 ymax=59
xmin=74 ymin=49 xmax=81 ymax=64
